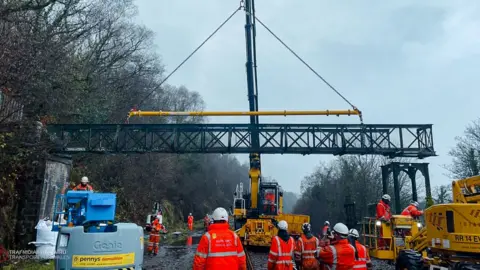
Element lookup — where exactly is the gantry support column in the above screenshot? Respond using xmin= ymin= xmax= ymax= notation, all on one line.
xmin=380 ymin=162 xmax=431 ymax=214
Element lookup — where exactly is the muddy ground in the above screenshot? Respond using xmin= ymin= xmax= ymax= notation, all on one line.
xmin=141 ymin=231 xmax=394 ymax=270
xmin=141 ymin=231 xmax=201 ymax=270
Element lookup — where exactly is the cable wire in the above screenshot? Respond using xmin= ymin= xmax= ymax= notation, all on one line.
xmin=129 ymin=7 xmax=242 ymax=119
xmin=254 ymin=16 xmax=362 ymax=120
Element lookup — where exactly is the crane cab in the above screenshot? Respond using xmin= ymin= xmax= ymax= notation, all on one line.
xmin=258 ymin=182 xmax=282 ymax=217
xmin=232 ymin=180 xmax=283 ymax=220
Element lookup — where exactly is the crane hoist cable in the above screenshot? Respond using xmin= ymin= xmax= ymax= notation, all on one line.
xmin=125 ymin=5 xmax=243 ymax=123
xmin=254 ymin=16 xmax=363 ymax=124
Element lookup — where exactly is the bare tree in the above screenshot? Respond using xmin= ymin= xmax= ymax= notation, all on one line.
xmin=433 ymin=185 xmax=452 ymax=204
xmin=447 ymin=118 xmax=480 ymax=179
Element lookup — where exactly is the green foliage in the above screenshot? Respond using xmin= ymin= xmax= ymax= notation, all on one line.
xmin=2 ymin=261 xmax=54 ymax=270
xmin=0 ymin=128 xmax=43 ymax=248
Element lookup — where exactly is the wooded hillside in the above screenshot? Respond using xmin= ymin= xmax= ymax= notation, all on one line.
xmin=0 ymin=0 xmax=251 ymax=248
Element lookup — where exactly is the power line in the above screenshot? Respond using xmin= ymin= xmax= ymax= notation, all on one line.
xmin=130 ymin=7 xmax=242 ymax=117
xmin=254 ymin=16 xmax=362 ymax=120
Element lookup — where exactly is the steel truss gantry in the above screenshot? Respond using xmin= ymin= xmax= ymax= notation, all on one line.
xmin=46 ymin=123 xmax=435 ymax=158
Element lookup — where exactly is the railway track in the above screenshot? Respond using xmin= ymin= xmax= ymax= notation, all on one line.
xmin=245 ymin=247 xmax=269 ymax=270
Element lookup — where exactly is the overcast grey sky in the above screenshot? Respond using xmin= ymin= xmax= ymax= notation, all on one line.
xmin=134 ymin=0 xmax=479 ymax=194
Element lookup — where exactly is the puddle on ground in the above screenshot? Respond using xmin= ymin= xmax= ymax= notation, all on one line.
xmin=169 ymin=235 xmax=201 ymax=247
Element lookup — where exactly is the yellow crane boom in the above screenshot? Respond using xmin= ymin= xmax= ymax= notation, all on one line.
xmin=128 ymin=109 xmax=361 ymax=118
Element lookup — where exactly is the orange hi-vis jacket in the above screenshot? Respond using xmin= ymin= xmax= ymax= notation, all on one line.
xmin=73 ymin=184 xmax=93 ymax=191
xmin=148 ymin=219 xmax=162 ymax=254
xmin=352 ymin=240 xmax=371 ymax=270
xmin=193 ymin=223 xmax=246 ymax=270
xmin=294 ymin=234 xmax=320 ymax=270
xmin=322 ymin=226 xmax=329 ymax=236
xmin=265 ymin=193 xmax=275 ymax=203
xmin=376 ymin=200 xmax=391 ymax=220
xmin=268 ymin=235 xmax=295 ymax=270
xmin=319 ymin=239 xmax=356 ymax=270
xmin=401 ymin=205 xmax=423 ymax=217
xmin=188 ymin=215 xmax=194 ymax=230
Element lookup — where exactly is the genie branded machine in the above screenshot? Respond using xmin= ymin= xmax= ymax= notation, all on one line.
xmin=52 ymin=190 xmax=144 ymax=270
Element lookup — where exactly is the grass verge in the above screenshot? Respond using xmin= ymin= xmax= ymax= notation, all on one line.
xmin=2 ymin=260 xmax=54 ymax=270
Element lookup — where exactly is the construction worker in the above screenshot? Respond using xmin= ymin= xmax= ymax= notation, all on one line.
xmin=264 ymin=190 xmax=275 ymax=214
xmin=294 ymin=223 xmax=320 ymax=270
xmin=348 ymin=229 xmax=372 ymax=270
xmin=376 ymin=194 xmax=392 ymax=249
xmin=73 ymin=176 xmax=93 ymax=191
xmin=401 ymin=201 xmax=424 ymax=218
xmin=318 ymin=223 xmax=355 ymax=270
xmin=188 ymin=213 xmax=194 ymax=231
xmin=147 ymin=217 xmax=162 ymax=256
xmin=203 ymin=214 xmax=210 ymax=231
xmin=268 ymin=220 xmax=295 ymax=270
xmin=321 ymin=221 xmax=330 ymax=239
xmin=376 ymin=194 xmax=391 ymax=221
xmin=193 ymin=207 xmax=246 ymax=270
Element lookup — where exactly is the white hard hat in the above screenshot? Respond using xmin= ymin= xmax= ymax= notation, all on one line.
xmin=81 ymin=176 xmax=88 ymax=183
xmin=211 ymin=208 xmax=228 ymax=222
xmin=333 ymin=223 xmax=349 ymax=236
xmin=325 ymin=221 xmax=330 ymax=225
xmin=349 ymin=229 xmax=359 ymax=238
xmin=382 ymin=194 xmax=391 ymax=201
xmin=189 ymin=213 xmax=192 ymax=216
xmin=411 ymin=201 xmax=419 ymax=207
xmin=302 ymin=223 xmax=311 ymax=232
xmin=278 ymin=220 xmax=288 ymax=230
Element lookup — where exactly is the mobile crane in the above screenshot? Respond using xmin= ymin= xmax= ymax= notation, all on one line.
xmin=362 ymin=175 xmax=480 ymax=269
xmin=124 ymin=0 xmax=434 ymax=250
xmin=127 ymin=0 xmax=358 ymax=248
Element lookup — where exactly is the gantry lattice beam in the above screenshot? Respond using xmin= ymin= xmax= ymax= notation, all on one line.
xmin=46 ymin=123 xmax=435 ymax=158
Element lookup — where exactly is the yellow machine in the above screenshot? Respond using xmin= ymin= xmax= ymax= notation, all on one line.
xmin=232 ymin=166 xmax=310 ymax=247
xmin=363 ymin=175 xmax=480 ymax=269
xmin=362 ymin=215 xmax=425 ymax=268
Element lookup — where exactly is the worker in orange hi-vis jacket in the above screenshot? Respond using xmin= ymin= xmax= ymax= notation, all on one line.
xmin=193 ymin=207 xmax=246 ymax=270
xmin=401 ymin=201 xmax=424 ymax=218
xmin=73 ymin=176 xmax=94 ymax=191
xmin=348 ymin=229 xmax=372 ymax=270
xmin=268 ymin=220 xmax=295 ymax=270
xmin=294 ymin=223 xmax=320 ymax=270
xmin=318 ymin=223 xmax=356 ymax=270
xmin=147 ymin=217 xmax=162 ymax=256
xmin=188 ymin=213 xmax=194 ymax=231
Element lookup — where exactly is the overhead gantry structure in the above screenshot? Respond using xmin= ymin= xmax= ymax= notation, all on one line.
xmin=47 ymin=123 xmax=434 ymax=157
xmin=46 ymin=0 xmax=436 ymax=216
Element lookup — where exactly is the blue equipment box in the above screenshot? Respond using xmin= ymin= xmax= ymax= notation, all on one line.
xmin=65 ymin=191 xmax=116 ymax=223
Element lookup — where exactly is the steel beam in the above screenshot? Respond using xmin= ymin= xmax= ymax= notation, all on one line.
xmin=46 ymin=123 xmax=435 ymax=157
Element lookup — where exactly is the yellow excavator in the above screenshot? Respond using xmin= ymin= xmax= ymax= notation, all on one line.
xmin=362 ymin=175 xmax=480 ymax=269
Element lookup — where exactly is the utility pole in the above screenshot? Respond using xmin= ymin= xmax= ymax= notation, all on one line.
xmin=244 ymin=0 xmax=262 ymax=211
